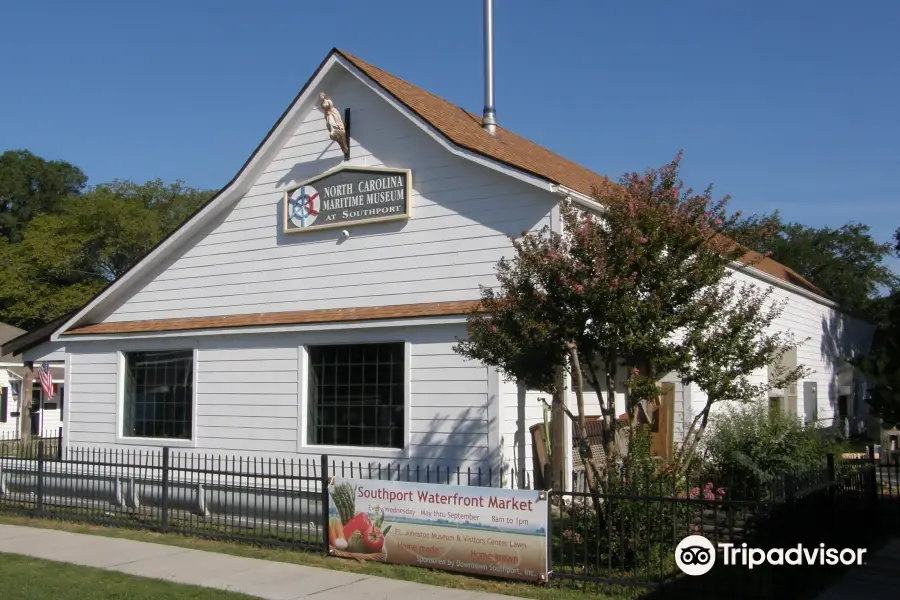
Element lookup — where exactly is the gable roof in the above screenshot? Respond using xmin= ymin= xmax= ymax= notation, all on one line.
xmin=335 ymin=50 xmax=824 ymax=298
xmin=336 ymin=51 xmax=620 ymax=201
xmin=0 ymin=322 xmax=26 ymax=363
xmin=1 ymin=312 xmax=73 ymax=360
xmin=6 ymin=47 xmax=830 ymax=350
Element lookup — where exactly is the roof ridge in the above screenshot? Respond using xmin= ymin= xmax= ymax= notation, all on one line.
xmin=335 ymin=49 xmax=618 ymax=198
xmin=335 ymin=48 xmax=826 ymax=299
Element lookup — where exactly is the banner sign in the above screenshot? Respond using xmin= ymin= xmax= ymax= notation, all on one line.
xmin=327 ymin=478 xmax=548 ymax=582
xmin=282 ymin=166 xmax=411 ymax=232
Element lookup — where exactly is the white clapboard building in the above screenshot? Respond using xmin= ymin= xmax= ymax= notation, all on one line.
xmin=0 ymin=322 xmax=64 ymax=439
xmin=3 ymin=47 xmax=875 ymax=487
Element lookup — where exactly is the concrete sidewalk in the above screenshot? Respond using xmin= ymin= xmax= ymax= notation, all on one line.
xmin=815 ymin=538 xmax=900 ymax=600
xmin=0 ymin=524 xmax=521 ymax=600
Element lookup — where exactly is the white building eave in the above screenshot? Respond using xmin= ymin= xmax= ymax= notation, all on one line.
xmin=57 ymin=314 xmax=470 ymax=343
xmin=732 ymin=262 xmax=839 ymax=309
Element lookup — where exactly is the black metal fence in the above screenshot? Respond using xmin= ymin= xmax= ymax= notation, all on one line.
xmin=0 ymin=443 xmax=512 ymax=553
xmin=548 ymin=454 xmax=895 ymax=600
xmin=0 ymin=429 xmax=63 ymax=460
xmin=0 ymin=442 xmax=897 ymax=600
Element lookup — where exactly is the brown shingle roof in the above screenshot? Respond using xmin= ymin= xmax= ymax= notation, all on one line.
xmin=338 ymin=50 xmax=619 ymax=200
xmin=63 ymin=300 xmax=482 ymax=336
xmin=337 ymin=50 xmax=824 ymax=298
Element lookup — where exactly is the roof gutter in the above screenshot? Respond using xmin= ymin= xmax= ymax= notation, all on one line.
xmin=550 ymin=184 xmax=606 ymax=212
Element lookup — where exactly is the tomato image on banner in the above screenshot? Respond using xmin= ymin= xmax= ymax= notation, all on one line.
xmin=328 ymin=481 xmax=392 ymax=561
xmin=326 ymin=478 xmax=548 ymax=582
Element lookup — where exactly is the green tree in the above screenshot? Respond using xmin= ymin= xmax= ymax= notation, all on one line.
xmin=0 ymin=179 xmax=212 ymax=330
xmin=455 ymin=154 xmax=805 ymax=492
xmin=853 ymin=228 xmax=900 ymax=427
xmin=855 ymin=341 xmax=900 ymax=428
xmin=0 ymin=150 xmax=87 ymax=242
xmin=725 ymin=211 xmax=899 ymax=316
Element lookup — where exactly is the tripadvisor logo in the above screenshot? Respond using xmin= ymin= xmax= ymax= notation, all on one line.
xmin=675 ymin=535 xmax=868 ymax=576
xmin=675 ymin=535 xmax=716 ymax=576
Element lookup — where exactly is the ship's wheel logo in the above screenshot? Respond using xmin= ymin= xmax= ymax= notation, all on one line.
xmin=288 ymin=185 xmax=320 ymax=228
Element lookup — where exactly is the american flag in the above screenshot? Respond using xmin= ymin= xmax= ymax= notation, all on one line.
xmin=39 ymin=361 xmax=54 ymax=399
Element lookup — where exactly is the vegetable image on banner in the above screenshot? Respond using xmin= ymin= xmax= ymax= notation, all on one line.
xmin=327 ymin=478 xmax=548 ymax=582
xmin=328 ymin=481 xmax=391 ymax=561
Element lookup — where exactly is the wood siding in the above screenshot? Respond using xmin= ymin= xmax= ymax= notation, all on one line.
xmin=500 ymin=378 xmax=548 ymax=489
xmin=688 ymin=268 xmax=876 ymax=432
xmin=64 ymin=325 xmax=494 ymax=469
xmin=99 ymin=69 xmax=554 ymax=324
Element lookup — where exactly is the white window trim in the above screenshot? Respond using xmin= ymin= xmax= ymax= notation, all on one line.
xmin=115 ymin=349 xmax=198 ymax=448
xmin=298 ymin=341 xmax=411 ymax=460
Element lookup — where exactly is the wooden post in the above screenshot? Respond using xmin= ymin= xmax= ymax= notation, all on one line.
xmin=549 ymin=368 xmax=567 ymax=490
xmin=342 ymin=108 xmax=351 ymax=161
xmin=19 ymin=362 xmax=34 ymax=441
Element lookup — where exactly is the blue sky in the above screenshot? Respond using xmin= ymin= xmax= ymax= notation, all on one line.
xmin=2 ymin=0 xmax=898 ymax=267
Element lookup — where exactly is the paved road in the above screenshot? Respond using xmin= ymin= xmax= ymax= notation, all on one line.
xmin=815 ymin=538 xmax=900 ymax=600
xmin=0 ymin=524 xmax=521 ymax=600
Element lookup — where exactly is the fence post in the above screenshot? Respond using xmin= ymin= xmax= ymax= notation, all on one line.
xmin=36 ymin=440 xmax=45 ymax=516
xmin=545 ymin=488 xmax=552 ymax=583
xmin=825 ymin=453 xmax=838 ymax=538
xmin=57 ymin=428 xmax=63 ymax=461
xmin=321 ymin=454 xmax=330 ymax=555
xmin=161 ymin=447 xmax=170 ymax=533
xmin=867 ymin=446 xmax=879 ymax=521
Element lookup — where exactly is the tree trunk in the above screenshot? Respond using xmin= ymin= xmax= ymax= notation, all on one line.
xmin=20 ymin=364 xmax=34 ymax=441
xmin=566 ymin=343 xmax=601 ymax=493
xmin=549 ymin=368 xmax=567 ymax=490
xmin=676 ymin=399 xmax=715 ymax=472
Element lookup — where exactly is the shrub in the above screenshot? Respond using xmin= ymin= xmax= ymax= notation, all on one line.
xmin=699 ymin=402 xmax=842 ymax=499
xmin=555 ymin=426 xmax=729 ymax=576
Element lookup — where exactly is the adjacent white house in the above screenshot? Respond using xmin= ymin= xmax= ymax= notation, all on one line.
xmin=0 ymin=322 xmax=64 ymax=439
xmin=3 ymin=47 xmax=875 ymax=487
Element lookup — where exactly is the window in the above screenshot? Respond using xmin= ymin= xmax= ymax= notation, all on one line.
xmin=123 ymin=350 xmax=193 ymax=439
xmin=838 ymin=395 xmax=849 ymax=419
xmin=308 ymin=342 xmax=404 ymax=449
xmin=0 ymin=387 xmax=7 ymax=423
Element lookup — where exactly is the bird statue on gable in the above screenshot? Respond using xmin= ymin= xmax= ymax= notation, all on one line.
xmin=318 ymin=92 xmax=349 ymax=158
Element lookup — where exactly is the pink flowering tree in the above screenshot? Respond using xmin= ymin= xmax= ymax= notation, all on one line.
xmin=454 ymin=153 xmax=806 ymax=492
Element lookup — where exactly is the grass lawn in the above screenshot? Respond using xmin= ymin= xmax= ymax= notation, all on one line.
xmin=0 ymin=553 xmax=258 ymax=600
xmin=0 ymin=515 xmax=630 ymax=600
